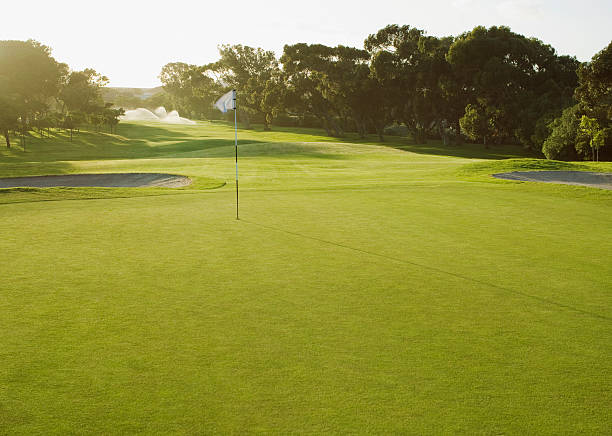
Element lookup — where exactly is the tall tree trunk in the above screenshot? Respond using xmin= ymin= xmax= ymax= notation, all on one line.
xmin=331 ymin=118 xmax=344 ymax=137
xmin=324 ymin=115 xmax=343 ymax=137
xmin=319 ymin=116 xmax=333 ymax=137
xmin=263 ymin=113 xmax=271 ymax=131
xmin=410 ymin=127 xmax=421 ymax=144
xmin=3 ymin=129 xmax=10 ymax=148
xmin=322 ymin=121 xmax=332 ymax=137
xmin=358 ymin=120 xmax=366 ymax=139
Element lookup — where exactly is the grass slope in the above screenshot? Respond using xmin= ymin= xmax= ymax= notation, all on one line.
xmin=1 ymin=122 xmax=611 ymax=434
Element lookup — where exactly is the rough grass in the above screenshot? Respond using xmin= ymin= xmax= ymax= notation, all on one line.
xmin=1 ymin=122 xmax=611 ymax=434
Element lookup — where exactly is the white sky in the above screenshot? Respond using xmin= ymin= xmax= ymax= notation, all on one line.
xmin=2 ymin=0 xmax=611 ymax=88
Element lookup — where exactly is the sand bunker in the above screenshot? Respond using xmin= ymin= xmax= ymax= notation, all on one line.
xmin=493 ymin=171 xmax=612 ymax=190
xmin=120 ymin=107 xmax=196 ymax=125
xmin=0 ymin=173 xmax=192 ymax=188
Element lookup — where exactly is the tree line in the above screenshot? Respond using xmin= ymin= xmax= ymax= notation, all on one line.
xmin=159 ymin=25 xmax=611 ymax=161
xmin=0 ymin=40 xmax=124 ymax=149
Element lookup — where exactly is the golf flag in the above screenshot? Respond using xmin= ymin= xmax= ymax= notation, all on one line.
xmin=214 ymin=89 xmax=240 ymax=219
xmin=215 ymin=90 xmax=236 ymax=113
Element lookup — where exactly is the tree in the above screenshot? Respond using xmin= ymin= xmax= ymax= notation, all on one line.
xmin=460 ymin=103 xmax=495 ymax=146
xmin=281 ymin=43 xmax=391 ymax=138
xmin=0 ymin=40 xmax=66 ymax=148
xmin=541 ymin=105 xmax=581 ymax=160
xmin=62 ymin=111 xmax=88 ymax=141
xmin=216 ymin=44 xmax=281 ymax=130
xmin=0 ymin=79 xmax=20 ymax=148
xmin=448 ymin=26 xmax=578 ymax=147
xmin=281 ymin=44 xmax=342 ymax=136
xmin=261 ymin=72 xmax=285 ymax=128
xmin=190 ymin=65 xmax=224 ymax=119
xmin=579 ymin=115 xmax=605 ymax=161
xmin=575 ymin=40 xmax=612 ymax=160
xmin=60 ymin=69 xmax=108 ymax=114
xmin=576 ymin=41 xmax=612 ymax=120
xmin=159 ymin=62 xmax=222 ymax=120
xmin=366 ymin=25 xmax=456 ymax=143
xmin=540 ymin=40 xmax=612 ymax=161
xmin=102 ymin=105 xmax=125 ymax=134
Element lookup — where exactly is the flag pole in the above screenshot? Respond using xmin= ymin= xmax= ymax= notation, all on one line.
xmin=233 ymin=90 xmax=239 ymax=220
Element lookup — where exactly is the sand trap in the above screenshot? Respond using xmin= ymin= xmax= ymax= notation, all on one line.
xmin=0 ymin=173 xmax=192 ymax=188
xmin=493 ymin=171 xmax=612 ymax=190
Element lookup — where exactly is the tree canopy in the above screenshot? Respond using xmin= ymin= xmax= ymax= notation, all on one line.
xmin=157 ymin=25 xmax=608 ymax=160
xmin=0 ymin=39 xmax=124 ymax=147
xmin=4 ymin=26 xmax=608 ymax=161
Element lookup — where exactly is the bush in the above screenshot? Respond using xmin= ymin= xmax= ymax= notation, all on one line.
xmin=542 ymin=105 xmax=580 ymax=160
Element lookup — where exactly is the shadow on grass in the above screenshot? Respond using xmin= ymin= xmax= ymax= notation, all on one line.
xmin=0 ymin=122 xmax=537 ymax=165
xmin=387 ymin=140 xmax=538 ymax=160
xmin=0 ymin=124 xmax=268 ymax=164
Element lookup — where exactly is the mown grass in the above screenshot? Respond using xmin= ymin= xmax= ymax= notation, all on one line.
xmin=1 ymin=121 xmax=611 ymax=434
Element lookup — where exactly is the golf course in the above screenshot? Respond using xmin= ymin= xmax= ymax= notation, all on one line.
xmin=1 ymin=121 xmax=611 ymax=434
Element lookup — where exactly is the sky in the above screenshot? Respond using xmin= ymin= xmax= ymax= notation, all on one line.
xmin=2 ymin=0 xmax=611 ymax=88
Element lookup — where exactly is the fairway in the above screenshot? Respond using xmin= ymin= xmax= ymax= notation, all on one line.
xmin=1 ymin=122 xmax=611 ymax=434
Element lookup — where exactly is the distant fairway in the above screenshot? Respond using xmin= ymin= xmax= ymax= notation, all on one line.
xmin=1 ymin=122 xmax=611 ymax=434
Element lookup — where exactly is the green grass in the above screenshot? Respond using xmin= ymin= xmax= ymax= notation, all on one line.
xmin=1 ymin=121 xmax=611 ymax=434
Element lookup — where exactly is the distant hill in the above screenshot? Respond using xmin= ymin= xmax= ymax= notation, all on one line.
xmin=103 ymin=87 xmax=163 ymax=99
xmin=102 ymin=87 xmax=168 ymax=109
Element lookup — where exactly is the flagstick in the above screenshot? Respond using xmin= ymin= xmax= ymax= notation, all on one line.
xmin=234 ymin=91 xmax=239 ymax=220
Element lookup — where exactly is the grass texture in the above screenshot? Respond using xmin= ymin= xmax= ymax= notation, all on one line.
xmin=1 ymin=121 xmax=611 ymax=434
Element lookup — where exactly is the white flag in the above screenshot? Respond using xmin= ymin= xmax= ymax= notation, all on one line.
xmin=214 ymin=90 xmax=236 ymax=113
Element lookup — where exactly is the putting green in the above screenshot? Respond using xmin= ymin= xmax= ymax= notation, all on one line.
xmin=0 ymin=122 xmax=611 ymax=434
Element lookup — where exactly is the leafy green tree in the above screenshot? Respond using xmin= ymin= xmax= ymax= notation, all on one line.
xmin=579 ymin=115 xmax=605 ymax=161
xmin=460 ymin=103 xmax=494 ymax=146
xmin=541 ymin=105 xmax=581 ymax=160
xmin=366 ymin=25 xmax=454 ymax=143
xmin=60 ymin=69 xmax=108 ymax=115
xmin=261 ymin=72 xmax=285 ymax=128
xmin=190 ymin=65 xmax=224 ymax=119
xmin=575 ymin=40 xmax=611 ymax=160
xmin=448 ymin=26 xmax=578 ymax=146
xmin=331 ymin=45 xmax=393 ymax=140
xmin=540 ymin=40 xmax=611 ymax=161
xmin=281 ymin=44 xmax=343 ymax=135
xmin=159 ymin=62 xmax=222 ymax=119
xmin=216 ymin=44 xmax=281 ymax=130
xmin=0 ymin=79 xmax=20 ymax=147
xmin=159 ymin=63 xmax=193 ymax=97
xmin=160 ymin=62 xmax=198 ymax=117
xmin=102 ymin=105 xmax=125 ymax=134
xmin=576 ymin=41 xmax=612 ymax=119
xmin=281 ymin=43 xmax=392 ymax=139
xmin=0 ymin=39 xmax=66 ymax=147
